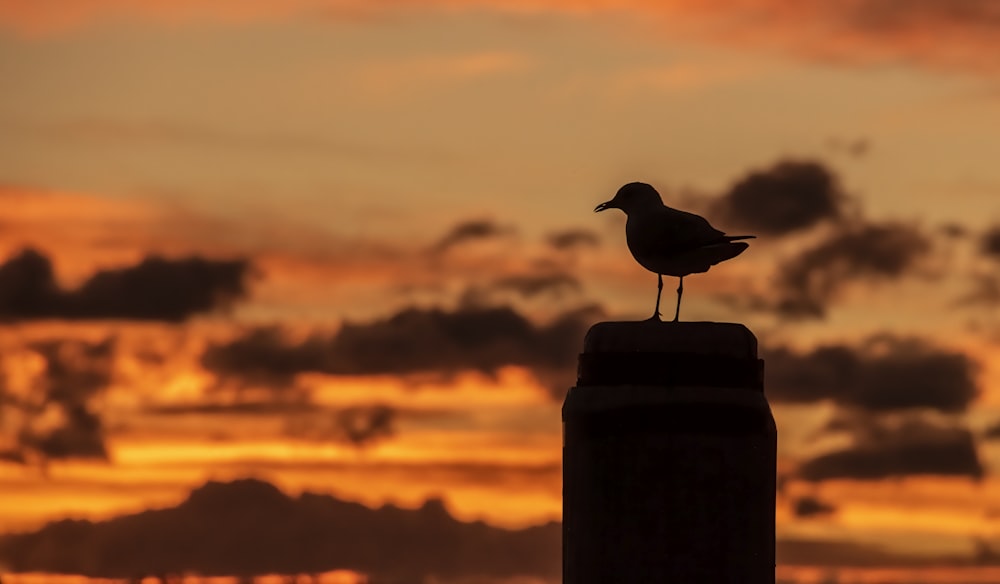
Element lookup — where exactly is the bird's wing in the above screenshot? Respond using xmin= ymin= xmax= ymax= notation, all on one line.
xmin=628 ymin=206 xmax=726 ymax=256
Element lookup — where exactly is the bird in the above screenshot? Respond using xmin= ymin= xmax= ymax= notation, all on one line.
xmin=595 ymin=182 xmax=755 ymax=322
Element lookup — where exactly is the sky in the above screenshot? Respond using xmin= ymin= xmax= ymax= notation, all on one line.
xmin=1 ymin=0 xmax=1000 ymax=582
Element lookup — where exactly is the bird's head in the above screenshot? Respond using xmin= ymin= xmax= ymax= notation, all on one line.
xmin=594 ymin=182 xmax=663 ymax=215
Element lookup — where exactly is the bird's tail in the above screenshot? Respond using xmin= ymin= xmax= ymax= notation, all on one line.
xmin=725 ymin=235 xmax=756 ymax=241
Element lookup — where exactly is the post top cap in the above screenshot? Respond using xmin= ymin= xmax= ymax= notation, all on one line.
xmin=583 ymin=320 xmax=757 ymax=359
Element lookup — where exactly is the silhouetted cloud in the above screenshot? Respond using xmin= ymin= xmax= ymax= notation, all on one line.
xmin=792 ymin=496 xmax=837 ymax=518
xmin=546 ymin=228 xmax=601 ymax=251
xmin=3 ymin=338 xmax=115 ymax=462
xmin=430 ymin=219 xmax=513 ymax=254
xmin=981 ymin=225 xmax=1000 ymax=258
xmin=771 ymin=222 xmax=932 ymax=318
xmin=711 ymin=160 xmax=847 ymax=236
xmin=0 ymin=478 xmax=560 ymax=581
xmin=764 ymin=335 xmax=978 ymax=412
xmin=202 ymin=304 xmax=601 ymax=394
xmin=0 ymin=476 xmax=975 ymax=577
xmin=0 ymin=248 xmax=251 ymax=322
xmin=798 ymin=416 xmax=983 ymax=481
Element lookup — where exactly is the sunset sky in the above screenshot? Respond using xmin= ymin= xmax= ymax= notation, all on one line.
xmin=2 ymin=1 xmax=1000 ymax=582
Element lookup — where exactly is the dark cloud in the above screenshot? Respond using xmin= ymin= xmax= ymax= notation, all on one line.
xmin=712 ymin=160 xmax=847 ymax=236
xmin=792 ymin=496 xmax=837 ymax=518
xmin=202 ymin=304 xmax=601 ymax=395
xmin=0 ymin=476 xmax=975 ymax=578
xmin=0 ymin=248 xmax=250 ymax=322
xmin=982 ymin=421 xmax=1000 ymax=440
xmin=430 ymin=219 xmax=513 ymax=254
xmin=798 ymin=416 xmax=983 ymax=481
xmin=764 ymin=335 xmax=978 ymax=412
xmin=0 ymin=478 xmax=560 ymax=581
xmin=2 ymin=338 xmax=115 ymax=462
xmin=200 ymin=327 xmax=327 ymax=386
xmin=19 ymin=404 xmax=107 ymax=461
xmin=492 ymin=273 xmax=582 ymax=299
xmin=771 ymin=222 xmax=932 ymax=318
xmin=546 ymin=228 xmax=601 ymax=251
xmin=981 ymin=225 xmax=1000 ymax=258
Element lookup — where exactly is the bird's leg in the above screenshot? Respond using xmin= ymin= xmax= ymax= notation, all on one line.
xmin=649 ymin=274 xmax=663 ymax=321
xmin=672 ymin=276 xmax=684 ymax=322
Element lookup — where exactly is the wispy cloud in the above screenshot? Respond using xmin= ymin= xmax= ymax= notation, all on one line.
xmin=2 ymin=1 xmax=998 ymax=73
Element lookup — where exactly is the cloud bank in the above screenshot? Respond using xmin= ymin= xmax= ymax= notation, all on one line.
xmin=0 ymin=248 xmax=251 ymax=322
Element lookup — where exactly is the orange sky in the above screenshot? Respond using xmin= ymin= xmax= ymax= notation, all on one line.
xmin=2 ymin=1 xmax=1000 ymax=582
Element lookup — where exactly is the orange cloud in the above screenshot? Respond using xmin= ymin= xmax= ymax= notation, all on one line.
xmin=0 ymin=1 xmax=997 ymax=73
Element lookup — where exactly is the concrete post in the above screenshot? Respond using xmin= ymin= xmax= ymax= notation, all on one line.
xmin=562 ymin=321 xmax=775 ymax=583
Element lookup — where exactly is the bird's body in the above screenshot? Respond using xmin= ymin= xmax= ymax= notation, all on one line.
xmin=596 ymin=182 xmax=755 ymax=321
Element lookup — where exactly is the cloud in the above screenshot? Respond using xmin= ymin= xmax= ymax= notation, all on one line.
xmin=201 ymin=304 xmax=601 ymax=394
xmin=776 ymin=536 xmax=932 ymax=567
xmin=769 ymin=221 xmax=932 ymax=318
xmin=792 ymin=496 xmax=837 ymax=518
xmin=826 ymin=137 xmax=872 ymax=158
xmin=711 ymin=160 xmax=848 ymax=236
xmin=492 ymin=273 xmax=582 ymax=299
xmin=2 ymin=0 xmax=999 ymax=74
xmin=284 ymin=404 xmax=396 ymax=447
xmin=666 ymin=0 xmax=1000 ymax=74
xmin=456 ymin=272 xmax=583 ymax=307
xmin=955 ymin=273 xmax=1000 ymax=307
xmin=0 ymin=478 xmax=560 ymax=581
xmin=0 ymin=476 xmax=979 ymax=578
xmin=981 ymin=421 xmax=1000 ymax=440
xmin=2 ymin=338 xmax=115 ymax=462
xmin=0 ymin=118 xmax=446 ymax=163
xmin=797 ymin=416 xmax=984 ymax=481
xmin=981 ymin=226 xmax=1000 ymax=258
xmin=0 ymin=248 xmax=251 ymax=322
xmin=146 ymin=400 xmax=399 ymax=448
xmin=545 ymin=228 xmax=601 ymax=251
xmin=429 ymin=219 xmax=514 ymax=254
xmin=764 ymin=335 xmax=978 ymax=412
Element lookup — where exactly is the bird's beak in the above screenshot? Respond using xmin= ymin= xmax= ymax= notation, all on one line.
xmin=594 ymin=201 xmax=613 ymax=213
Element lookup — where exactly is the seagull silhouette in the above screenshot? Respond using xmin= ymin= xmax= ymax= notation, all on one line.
xmin=595 ymin=182 xmax=755 ymax=322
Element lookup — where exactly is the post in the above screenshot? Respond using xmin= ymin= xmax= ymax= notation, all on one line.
xmin=562 ymin=321 xmax=775 ymax=583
